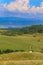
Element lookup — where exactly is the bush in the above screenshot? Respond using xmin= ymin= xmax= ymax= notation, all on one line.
xmin=0 ymin=49 xmax=25 ymax=54
xmin=14 ymin=50 xmax=25 ymax=52
xmin=37 ymin=39 xmax=40 ymax=42
xmin=3 ymin=49 xmax=14 ymax=53
xmin=40 ymin=49 xmax=43 ymax=53
xmin=0 ymin=49 xmax=14 ymax=54
xmin=33 ymin=34 xmax=36 ymax=37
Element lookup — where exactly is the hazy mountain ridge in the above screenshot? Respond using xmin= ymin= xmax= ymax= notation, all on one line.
xmin=0 ymin=17 xmax=43 ymax=28
xmin=0 ymin=25 xmax=43 ymax=36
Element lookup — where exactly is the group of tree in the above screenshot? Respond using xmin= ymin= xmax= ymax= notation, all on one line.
xmin=1 ymin=25 xmax=43 ymax=36
xmin=0 ymin=49 xmax=25 ymax=54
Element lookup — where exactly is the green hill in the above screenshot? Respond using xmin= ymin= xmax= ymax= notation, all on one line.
xmin=0 ymin=25 xmax=43 ymax=64
xmin=0 ymin=34 xmax=43 ymax=52
xmin=0 ymin=25 xmax=43 ymax=36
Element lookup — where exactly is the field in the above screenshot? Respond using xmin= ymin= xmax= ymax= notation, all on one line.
xmin=0 ymin=33 xmax=43 ymax=65
xmin=0 ymin=52 xmax=43 ymax=60
xmin=0 ymin=60 xmax=43 ymax=65
xmin=0 ymin=52 xmax=43 ymax=65
xmin=0 ymin=33 xmax=43 ymax=52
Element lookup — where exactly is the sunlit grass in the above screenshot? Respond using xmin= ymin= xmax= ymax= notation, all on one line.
xmin=0 ymin=60 xmax=43 ymax=65
xmin=0 ymin=33 xmax=43 ymax=52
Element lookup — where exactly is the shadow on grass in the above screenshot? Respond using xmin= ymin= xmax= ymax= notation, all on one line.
xmin=0 ymin=49 xmax=25 ymax=54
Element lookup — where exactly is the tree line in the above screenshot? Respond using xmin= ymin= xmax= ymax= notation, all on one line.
xmin=0 ymin=25 xmax=43 ymax=36
xmin=0 ymin=49 xmax=25 ymax=54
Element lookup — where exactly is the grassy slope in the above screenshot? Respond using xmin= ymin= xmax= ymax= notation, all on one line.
xmin=0 ymin=34 xmax=43 ymax=52
xmin=0 ymin=52 xmax=43 ymax=60
xmin=0 ymin=60 xmax=43 ymax=65
xmin=0 ymin=52 xmax=43 ymax=65
xmin=0 ymin=34 xmax=43 ymax=65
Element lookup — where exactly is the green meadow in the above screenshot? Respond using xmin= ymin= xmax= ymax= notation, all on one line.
xmin=0 ymin=30 xmax=43 ymax=65
xmin=0 ymin=33 xmax=43 ymax=52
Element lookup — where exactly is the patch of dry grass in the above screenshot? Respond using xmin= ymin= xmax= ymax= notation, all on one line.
xmin=0 ymin=60 xmax=43 ymax=65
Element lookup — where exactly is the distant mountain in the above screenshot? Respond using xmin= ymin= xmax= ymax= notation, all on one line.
xmin=0 ymin=17 xmax=43 ymax=28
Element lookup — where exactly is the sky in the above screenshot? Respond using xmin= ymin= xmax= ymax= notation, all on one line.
xmin=0 ymin=0 xmax=43 ymax=28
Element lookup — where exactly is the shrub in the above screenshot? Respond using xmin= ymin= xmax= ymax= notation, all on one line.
xmin=40 ymin=49 xmax=43 ymax=53
xmin=3 ymin=49 xmax=14 ymax=53
xmin=38 ymin=39 xmax=40 ymax=42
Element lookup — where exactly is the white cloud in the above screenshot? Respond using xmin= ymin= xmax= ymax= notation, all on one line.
xmin=0 ymin=0 xmax=43 ymax=17
xmin=37 ymin=2 xmax=43 ymax=14
xmin=30 ymin=2 xmax=43 ymax=14
xmin=3 ymin=0 xmax=30 ymax=12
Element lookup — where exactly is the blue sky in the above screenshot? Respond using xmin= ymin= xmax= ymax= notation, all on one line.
xmin=0 ymin=0 xmax=43 ymax=28
xmin=0 ymin=0 xmax=43 ymax=6
xmin=0 ymin=0 xmax=15 ymax=4
xmin=30 ymin=0 xmax=43 ymax=6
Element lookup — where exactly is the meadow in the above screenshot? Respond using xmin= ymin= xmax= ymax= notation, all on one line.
xmin=0 ymin=33 xmax=43 ymax=52
xmin=0 ymin=32 xmax=43 ymax=65
xmin=0 ymin=60 xmax=43 ymax=65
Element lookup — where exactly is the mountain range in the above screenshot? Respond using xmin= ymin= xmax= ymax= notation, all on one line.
xmin=0 ymin=17 xmax=43 ymax=28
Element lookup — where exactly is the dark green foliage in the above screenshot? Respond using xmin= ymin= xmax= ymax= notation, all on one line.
xmin=0 ymin=49 xmax=14 ymax=54
xmin=40 ymin=49 xmax=43 ymax=53
xmin=14 ymin=50 xmax=25 ymax=52
xmin=37 ymin=39 xmax=40 ymax=42
xmin=1 ymin=25 xmax=43 ymax=36
xmin=3 ymin=49 xmax=14 ymax=53
xmin=0 ymin=49 xmax=25 ymax=54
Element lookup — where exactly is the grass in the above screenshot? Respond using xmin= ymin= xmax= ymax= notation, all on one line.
xmin=0 ymin=33 xmax=43 ymax=52
xmin=0 ymin=52 xmax=43 ymax=60
xmin=0 ymin=60 xmax=43 ymax=65
xmin=0 ymin=33 xmax=43 ymax=64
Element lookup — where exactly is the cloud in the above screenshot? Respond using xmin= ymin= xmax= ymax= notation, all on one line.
xmin=0 ymin=0 xmax=43 ymax=18
xmin=2 ymin=0 xmax=30 ymax=12
xmin=30 ymin=2 xmax=43 ymax=14
xmin=37 ymin=2 xmax=43 ymax=14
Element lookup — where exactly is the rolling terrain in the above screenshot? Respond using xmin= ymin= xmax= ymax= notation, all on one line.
xmin=0 ymin=25 xmax=43 ymax=65
xmin=0 ymin=34 xmax=43 ymax=52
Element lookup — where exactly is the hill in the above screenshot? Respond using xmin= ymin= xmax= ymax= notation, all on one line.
xmin=0 ymin=52 xmax=43 ymax=60
xmin=0 ymin=25 xmax=43 ymax=36
xmin=0 ymin=25 xmax=43 ymax=65
xmin=0 ymin=34 xmax=43 ymax=52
